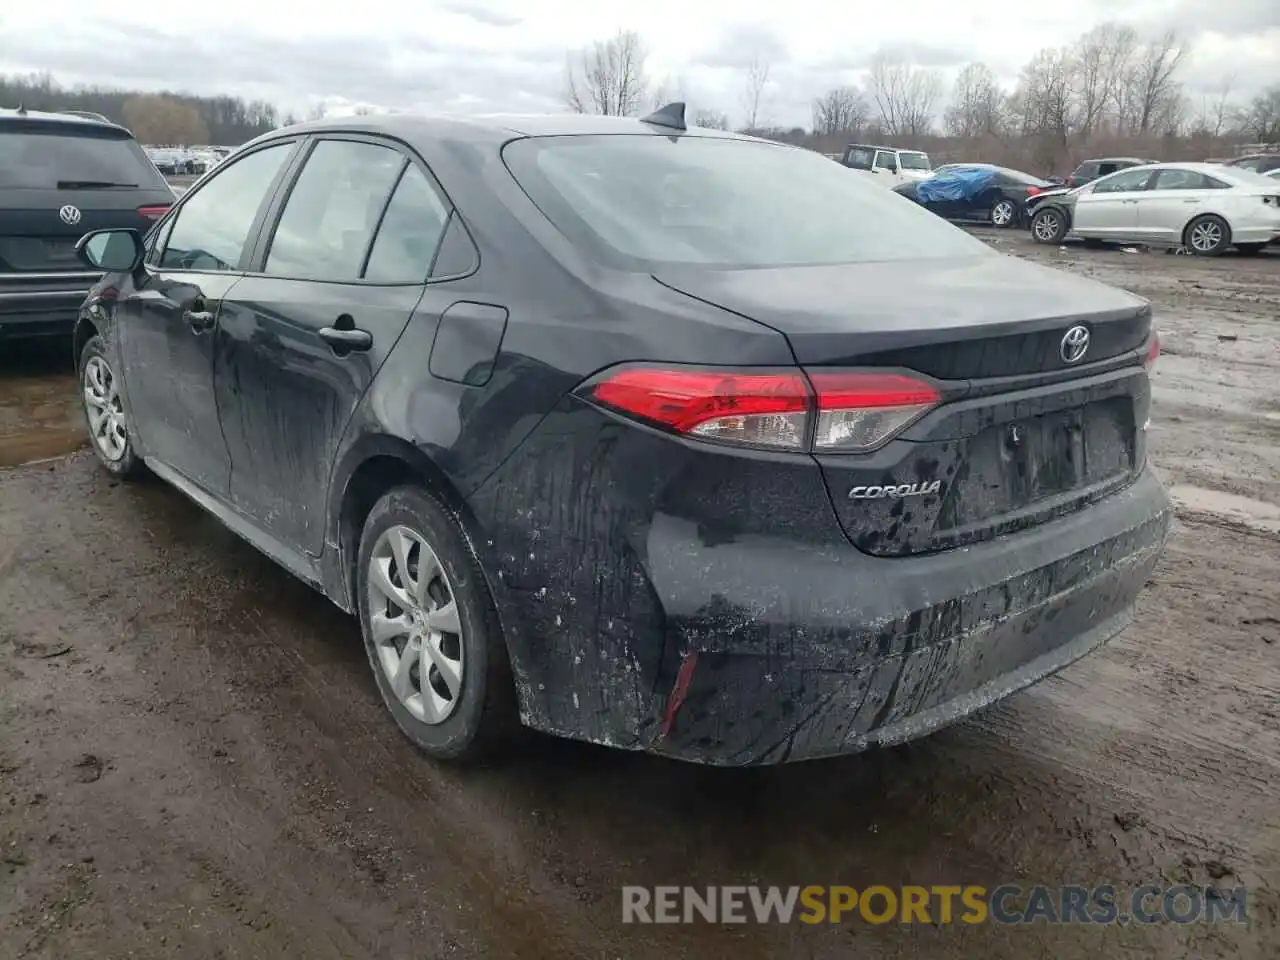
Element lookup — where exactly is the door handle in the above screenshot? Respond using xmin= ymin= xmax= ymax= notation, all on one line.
xmin=319 ymin=325 xmax=373 ymax=352
xmin=184 ymin=300 xmax=216 ymax=333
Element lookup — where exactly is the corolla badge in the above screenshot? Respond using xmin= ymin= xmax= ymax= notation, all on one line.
xmin=59 ymin=204 xmax=82 ymax=225
xmin=1060 ymin=324 xmax=1090 ymax=364
xmin=848 ymin=481 xmax=943 ymax=500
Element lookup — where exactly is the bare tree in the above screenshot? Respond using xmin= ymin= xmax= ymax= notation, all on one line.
xmin=811 ymin=86 xmax=870 ymax=136
xmin=564 ymin=29 xmax=650 ymax=117
xmin=122 ymin=94 xmax=209 ymax=146
xmin=1239 ymin=84 xmax=1280 ymax=142
xmin=1128 ymin=30 xmax=1188 ymax=134
xmin=944 ymin=62 xmax=1004 ymax=138
xmin=649 ymin=74 xmax=690 ymax=111
xmin=740 ymin=56 xmax=771 ymax=130
xmin=1072 ymin=23 xmax=1137 ymax=136
xmin=1205 ymin=75 xmax=1236 ymax=137
xmin=867 ymin=52 xmax=944 ymax=137
xmin=1008 ymin=46 xmax=1076 ymax=162
xmin=691 ymin=108 xmax=731 ymax=130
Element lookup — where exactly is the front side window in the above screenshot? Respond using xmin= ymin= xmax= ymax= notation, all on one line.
xmin=264 ymin=139 xmax=405 ymax=281
xmin=1092 ymin=169 xmax=1152 ymax=194
xmin=503 ymin=135 xmax=992 ymax=268
xmin=873 ymin=150 xmax=897 ymax=169
xmin=364 ymin=166 xmax=451 ymax=283
xmin=160 ymin=143 xmax=293 ymax=271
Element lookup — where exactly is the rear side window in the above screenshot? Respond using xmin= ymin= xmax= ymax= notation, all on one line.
xmin=160 ymin=143 xmax=293 ymax=272
xmin=503 ymin=135 xmax=990 ymax=268
xmin=1151 ymin=169 xmax=1229 ymax=190
xmin=364 ymin=166 xmax=450 ymax=283
xmin=264 ymin=139 xmax=405 ymax=281
xmin=0 ymin=124 xmax=168 ymax=189
xmin=844 ymin=146 xmax=873 ymax=170
xmin=1073 ymin=162 xmax=1098 ymax=179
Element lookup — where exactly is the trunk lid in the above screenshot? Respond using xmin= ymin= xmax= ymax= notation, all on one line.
xmin=655 ymin=255 xmax=1154 ymax=556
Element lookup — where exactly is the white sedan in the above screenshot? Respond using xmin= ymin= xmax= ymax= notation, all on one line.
xmin=1028 ymin=162 xmax=1280 ymax=255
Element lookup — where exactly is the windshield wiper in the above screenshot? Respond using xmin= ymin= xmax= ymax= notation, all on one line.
xmin=56 ymin=180 xmax=138 ymax=189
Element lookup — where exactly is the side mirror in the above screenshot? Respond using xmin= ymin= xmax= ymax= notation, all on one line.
xmin=77 ymin=229 xmax=145 ymax=272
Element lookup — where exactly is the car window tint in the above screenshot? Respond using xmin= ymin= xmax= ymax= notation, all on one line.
xmin=363 ymin=165 xmax=450 ymax=283
xmin=503 ymin=135 xmax=992 ymax=268
xmin=874 ymin=150 xmax=896 ymax=168
xmin=160 ymin=144 xmax=292 ymax=271
xmin=264 ymin=140 xmax=405 ymax=281
xmin=1092 ymin=169 xmax=1151 ymax=193
xmin=0 ymin=125 xmax=168 ymax=189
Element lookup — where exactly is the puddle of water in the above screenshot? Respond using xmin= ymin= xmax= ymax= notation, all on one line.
xmin=0 ymin=369 xmax=86 ymax=468
xmin=1168 ymin=484 xmax=1280 ymax=534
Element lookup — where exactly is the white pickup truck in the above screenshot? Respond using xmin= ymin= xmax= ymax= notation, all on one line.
xmin=839 ymin=144 xmax=933 ymax=187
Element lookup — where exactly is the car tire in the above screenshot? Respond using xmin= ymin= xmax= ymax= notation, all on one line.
xmin=1031 ymin=207 xmax=1067 ymax=244
xmin=1183 ymin=215 xmax=1231 ymax=256
xmin=79 ymin=335 xmax=145 ymax=480
xmin=1235 ymin=242 xmax=1265 ymax=256
xmin=356 ymin=485 xmax=518 ymax=762
xmin=991 ymin=199 xmax=1017 ymax=228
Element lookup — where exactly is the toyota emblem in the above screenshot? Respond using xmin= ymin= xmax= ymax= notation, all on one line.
xmin=59 ymin=204 xmax=82 ymax=226
xmin=1060 ymin=325 xmax=1090 ymax=364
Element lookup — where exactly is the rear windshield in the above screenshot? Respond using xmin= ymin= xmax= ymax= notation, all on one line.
xmin=996 ymin=167 xmax=1051 ymax=187
xmin=899 ymin=152 xmax=931 ymax=170
xmin=503 ymin=136 xmax=990 ymax=268
xmin=0 ymin=125 xmax=168 ymax=189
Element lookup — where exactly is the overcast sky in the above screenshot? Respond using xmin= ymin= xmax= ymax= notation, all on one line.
xmin=0 ymin=1 xmax=1276 ymax=127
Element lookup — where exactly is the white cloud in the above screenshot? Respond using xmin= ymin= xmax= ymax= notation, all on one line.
xmin=0 ymin=0 xmax=1276 ymax=127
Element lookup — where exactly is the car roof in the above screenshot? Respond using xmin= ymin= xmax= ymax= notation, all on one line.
xmin=1080 ymin=157 xmax=1150 ymax=164
xmin=0 ymin=106 xmax=131 ymax=136
xmin=253 ymin=111 xmax=753 ymax=151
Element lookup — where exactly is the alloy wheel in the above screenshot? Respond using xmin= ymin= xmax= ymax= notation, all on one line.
xmin=992 ymin=201 xmax=1015 ymax=226
xmin=1189 ymin=220 xmax=1223 ymax=253
xmin=1033 ymin=213 xmax=1060 ymax=242
xmin=83 ymin=356 xmax=128 ymax=462
xmin=367 ymin=524 xmax=464 ymax=725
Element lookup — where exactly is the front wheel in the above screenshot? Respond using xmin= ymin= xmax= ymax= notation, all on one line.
xmin=1031 ymin=208 xmax=1067 ymax=244
xmin=79 ymin=335 xmax=145 ymax=479
xmin=991 ymin=199 xmax=1017 ymax=228
xmin=1183 ymin=215 xmax=1231 ymax=256
xmin=356 ymin=486 xmax=518 ymax=762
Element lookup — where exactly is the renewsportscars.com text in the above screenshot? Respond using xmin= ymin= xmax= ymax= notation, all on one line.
xmin=621 ymin=884 xmax=1248 ymax=925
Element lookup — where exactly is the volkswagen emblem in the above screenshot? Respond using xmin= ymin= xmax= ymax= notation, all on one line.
xmin=1060 ymin=325 xmax=1090 ymax=364
xmin=58 ymin=204 xmax=82 ymax=226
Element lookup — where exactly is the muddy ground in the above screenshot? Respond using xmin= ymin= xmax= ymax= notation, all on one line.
xmin=1 ymin=233 xmax=1277 ymax=959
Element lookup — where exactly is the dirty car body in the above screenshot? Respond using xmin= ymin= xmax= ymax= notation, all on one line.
xmin=74 ymin=113 xmax=1171 ymax=765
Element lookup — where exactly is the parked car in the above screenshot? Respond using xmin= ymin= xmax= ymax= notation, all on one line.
xmin=893 ymin=164 xmax=1053 ymax=227
xmin=1225 ymin=153 xmax=1280 ymax=175
xmin=839 ymin=143 xmax=933 ymax=186
xmin=1029 ymin=162 xmax=1280 ymax=255
xmin=1065 ymin=157 xmax=1156 ymax=188
xmin=71 ymin=107 xmax=1171 ymax=765
xmin=0 ymin=107 xmax=173 ymax=340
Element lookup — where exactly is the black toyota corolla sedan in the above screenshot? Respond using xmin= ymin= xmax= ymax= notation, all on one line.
xmin=72 ymin=106 xmax=1171 ymax=765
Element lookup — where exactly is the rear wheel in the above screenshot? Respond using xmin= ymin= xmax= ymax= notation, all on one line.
xmin=991 ymin=198 xmax=1017 ymax=228
xmin=1031 ymin=208 xmax=1067 ymax=244
xmin=356 ymin=486 xmax=518 ymax=762
xmin=1183 ymin=215 xmax=1230 ymax=256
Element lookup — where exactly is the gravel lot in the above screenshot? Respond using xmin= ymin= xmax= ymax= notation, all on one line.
xmin=1 ymin=232 xmax=1277 ymax=959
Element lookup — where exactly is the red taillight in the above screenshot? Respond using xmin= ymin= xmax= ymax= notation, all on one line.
xmin=581 ymin=366 xmax=941 ymax=452
xmin=1026 ymin=186 xmax=1043 ymax=196
xmin=1144 ymin=332 xmax=1160 ymax=372
xmin=137 ymin=204 xmax=171 ymax=220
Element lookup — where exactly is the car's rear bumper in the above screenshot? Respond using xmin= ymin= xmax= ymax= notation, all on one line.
xmin=477 ymin=428 xmax=1171 ymax=764
xmin=1231 ymin=224 xmax=1280 ymax=245
xmin=0 ymin=276 xmax=96 ymax=339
